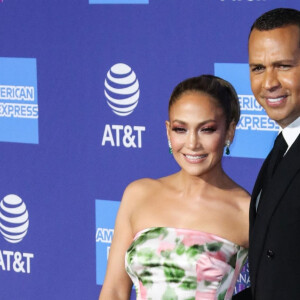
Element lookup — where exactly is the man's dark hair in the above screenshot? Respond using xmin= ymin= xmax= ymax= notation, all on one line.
xmin=250 ymin=8 xmax=300 ymax=33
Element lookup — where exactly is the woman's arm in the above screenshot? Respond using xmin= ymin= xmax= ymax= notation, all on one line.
xmin=99 ymin=184 xmax=136 ymax=300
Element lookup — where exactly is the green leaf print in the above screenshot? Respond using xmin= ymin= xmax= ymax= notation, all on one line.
xmin=161 ymin=250 xmax=172 ymax=259
xmin=139 ymin=227 xmax=168 ymax=245
xmin=140 ymin=278 xmax=153 ymax=287
xmin=186 ymin=244 xmax=205 ymax=257
xmin=237 ymin=248 xmax=249 ymax=269
xmin=131 ymin=227 xmax=168 ymax=248
xmin=175 ymin=242 xmax=185 ymax=255
xmin=126 ymin=247 xmax=136 ymax=265
xmin=238 ymin=248 xmax=248 ymax=262
xmin=228 ymin=253 xmax=237 ymax=269
xmin=163 ymin=263 xmax=185 ymax=283
xmin=138 ymin=269 xmax=153 ymax=286
xmin=139 ymin=269 xmax=152 ymax=277
xmin=218 ymin=290 xmax=226 ymax=300
xmin=179 ymin=276 xmax=197 ymax=290
xmin=162 ymin=286 xmax=178 ymax=300
xmin=147 ymin=227 xmax=168 ymax=238
xmin=137 ymin=248 xmax=159 ymax=265
xmin=207 ymin=242 xmax=223 ymax=252
xmin=204 ymin=280 xmax=212 ymax=286
xmin=220 ymin=272 xmax=228 ymax=284
xmin=127 ymin=240 xmax=137 ymax=253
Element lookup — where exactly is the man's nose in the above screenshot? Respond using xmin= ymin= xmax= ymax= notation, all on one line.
xmin=262 ymin=69 xmax=280 ymax=91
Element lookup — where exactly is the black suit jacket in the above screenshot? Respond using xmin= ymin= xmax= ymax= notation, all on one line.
xmin=235 ymin=134 xmax=300 ymax=299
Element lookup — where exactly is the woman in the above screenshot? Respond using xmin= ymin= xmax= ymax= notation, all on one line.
xmin=99 ymin=75 xmax=250 ymax=300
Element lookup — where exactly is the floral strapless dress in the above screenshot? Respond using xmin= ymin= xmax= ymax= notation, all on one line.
xmin=125 ymin=227 xmax=247 ymax=300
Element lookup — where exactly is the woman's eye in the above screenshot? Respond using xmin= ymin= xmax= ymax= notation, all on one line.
xmin=201 ymin=127 xmax=216 ymax=133
xmin=172 ymin=127 xmax=186 ymax=133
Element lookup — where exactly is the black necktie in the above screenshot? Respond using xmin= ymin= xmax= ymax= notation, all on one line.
xmin=257 ymin=132 xmax=288 ymax=210
xmin=267 ymin=132 xmax=288 ymax=178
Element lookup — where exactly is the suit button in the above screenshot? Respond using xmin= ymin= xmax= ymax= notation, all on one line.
xmin=266 ymin=249 xmax=275 ymax=259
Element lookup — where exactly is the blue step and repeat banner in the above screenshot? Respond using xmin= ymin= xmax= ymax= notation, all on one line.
xmin=0 ymin=0 xmax=299 ymax=299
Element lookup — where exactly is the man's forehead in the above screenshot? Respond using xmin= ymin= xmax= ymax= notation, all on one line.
xmin=249 ymin=25 xmax=300 ymax=43
xmin=248 ymin=26 xmax=300 ymax=57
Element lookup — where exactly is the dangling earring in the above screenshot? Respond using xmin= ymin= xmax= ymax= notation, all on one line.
xmin=168 ymin=140 xmax=173 ymax=154
xmin=225 ymin=140 xmax=230 ymax=155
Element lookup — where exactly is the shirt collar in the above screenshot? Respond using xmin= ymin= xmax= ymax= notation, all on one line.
xmin=280 ymin=116 xmax=300 ymax=150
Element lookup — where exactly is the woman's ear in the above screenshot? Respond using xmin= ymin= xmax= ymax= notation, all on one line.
xmin=165 ymin=120 xmax=171 ymax=141
xmin=226 ymin=121 xmax=236 ymax=143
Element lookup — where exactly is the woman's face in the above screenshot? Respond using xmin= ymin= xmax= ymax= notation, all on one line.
xmin=166 ymin=91 xmax=234 ymax=177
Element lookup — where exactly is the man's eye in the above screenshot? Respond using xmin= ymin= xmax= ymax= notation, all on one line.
xmin=252 ymin=65 xmax=264 ymax=72
xmin=278 ymin=65 xmax=292 ymax=70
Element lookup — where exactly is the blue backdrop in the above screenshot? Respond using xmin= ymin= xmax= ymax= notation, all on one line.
xmin=0 ymin=0 xmax=299 ymax=299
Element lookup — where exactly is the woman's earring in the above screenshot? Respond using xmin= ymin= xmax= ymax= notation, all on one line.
xmin=225 ymin=140 xmax=230 ymax=155
xmin=168 ymin=140 xmax=173 ymax=154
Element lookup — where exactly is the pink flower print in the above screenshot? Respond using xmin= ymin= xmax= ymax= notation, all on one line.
xmin=196 ymin=290 xmax=216 ymax=300
xmin=138 ymin=281 xmax=147 ymax=299
xmin=157 ymin=241 xmax=175 ymax=255
xmin=209 ymin=250 xmax=227 ymax=262
xmin=176 ymin=229 xmax=216 ymax=247
xmin=196 ymin=254 xmax=230 ymax=282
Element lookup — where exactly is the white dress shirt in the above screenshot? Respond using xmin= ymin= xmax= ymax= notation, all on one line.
xmin=281 ymin=116 xmax=300 ymax=153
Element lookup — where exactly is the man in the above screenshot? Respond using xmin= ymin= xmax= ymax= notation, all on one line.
xmin=234 ymin=8 xmax=300 ymax=300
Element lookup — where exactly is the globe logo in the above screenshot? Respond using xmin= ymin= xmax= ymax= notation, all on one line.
xmin=104 ymin=63 xmax=140 ymax=116
xmin=0 ymin=194 xmax=29 ymax=243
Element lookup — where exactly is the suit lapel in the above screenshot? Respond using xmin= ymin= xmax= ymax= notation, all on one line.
xmin=248 ymin=150 xmax=271 ymax=294
xmin=250 ymin=134 xmax=300 ymax=291
xmin=249 ymin=155 xmax=271 ymax=228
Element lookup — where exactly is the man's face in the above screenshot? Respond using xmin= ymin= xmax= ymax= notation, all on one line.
xmin=249 ymin=25 xmax=300 ymax=128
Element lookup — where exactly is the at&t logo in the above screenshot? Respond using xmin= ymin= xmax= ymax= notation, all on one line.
xmin=0 ymin=194 xmax=34 ymax=274
xmin=0 ymin=194 xmax=29 ymax=243
xmin=102 ymin=63 xmax=146 ymax=149
xmin=105 ymin=63 xmax=140 ymax=116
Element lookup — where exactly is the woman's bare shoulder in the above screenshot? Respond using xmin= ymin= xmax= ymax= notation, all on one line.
xmin=122 ymin=175 xmax=176 ymax=205
xmin=125 ymin=177 xmax=162 ymax=192
xmin=121 ymin=177 xmax=163 ymax=204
